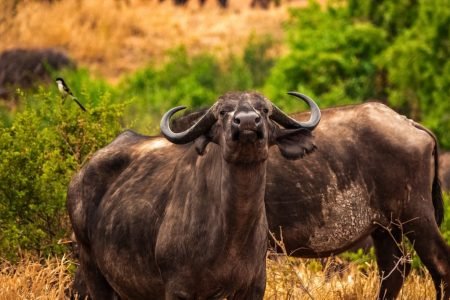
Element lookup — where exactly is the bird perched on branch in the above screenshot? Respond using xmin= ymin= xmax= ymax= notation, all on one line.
xmin=55 ymin=77 xmax=87 ymax=112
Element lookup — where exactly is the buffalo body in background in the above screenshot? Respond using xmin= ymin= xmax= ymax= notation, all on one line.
xmin=265 ymin=104 xmax=449 ymax=299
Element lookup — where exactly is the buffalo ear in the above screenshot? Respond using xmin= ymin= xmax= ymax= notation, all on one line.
xmin=275 ymin=128 xmax=316 ymax=160
xmin=194 ymin=135 xmax=211 ymax=155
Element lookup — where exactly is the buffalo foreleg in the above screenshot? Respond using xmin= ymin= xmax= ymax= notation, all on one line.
xmin=228 ymin=269 xmax=266 ymax=300
xmin=372 ymin=226 xmax=411 ymax=300
xmin=79 ymin=249 xmax=119 ymax=299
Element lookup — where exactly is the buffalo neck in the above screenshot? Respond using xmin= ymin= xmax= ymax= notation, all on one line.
xmin=220 ymin=160 xmax=268 ymax=248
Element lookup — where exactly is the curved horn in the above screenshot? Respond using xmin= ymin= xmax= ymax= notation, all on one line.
xmin=270 ymin=92 xmax=321 ymax=130
xmin=160 ymin=105 xmax=217 ymax=144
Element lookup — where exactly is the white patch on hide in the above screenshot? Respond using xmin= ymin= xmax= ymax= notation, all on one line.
xmin=307 ymin=171 xmax=380 ymax=252
xmin=135 ymin=139 xmax=171 ymax=153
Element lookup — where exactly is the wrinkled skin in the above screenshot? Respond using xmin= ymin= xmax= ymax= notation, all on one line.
xmin=68 ymin=92 xmax=318 ymax=299
xmin=71 ymin=101 xmax=450 ymax=300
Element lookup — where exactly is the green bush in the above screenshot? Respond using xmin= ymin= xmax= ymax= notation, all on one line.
xmin=0 ymin=89 xmax=127 ymax=260
xmin=265 ymin=0 xmax=450 ymax=148
xmin=118 ymin=47 xmax=220 ymax=133
xmin=377 ymin=0 xmax=450 ymax=148
xmin=264 ymin=2 xmax=387 ymax=111
xmin=119 ymin=40 xmax=275 ymax=133
xmin=348 ymin=0 xmax=419 ymax=39
xmin=441 ymin=193 xmax=450 ymax=243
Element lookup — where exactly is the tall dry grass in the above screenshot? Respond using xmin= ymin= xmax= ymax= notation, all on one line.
xmin=0 ymin=256 xmax=73 ymax=300
xmin=0 ymin=254 xmax=437 ymax=299
xmin=0 ymin=0 xmax=303 ymax=81
xmin=265 ymin=255 xmax=436 ymax=300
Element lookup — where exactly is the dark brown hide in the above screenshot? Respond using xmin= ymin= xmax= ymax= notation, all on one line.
xmin=67 ymin=92 xmax=319 ymax=299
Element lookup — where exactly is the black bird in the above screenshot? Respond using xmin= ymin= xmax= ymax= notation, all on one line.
xmin=55 ymin=77 xmax=87 ymax=112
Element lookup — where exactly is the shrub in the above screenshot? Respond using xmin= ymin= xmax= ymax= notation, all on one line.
xmin=0 ymin=88 xmax=127 ymax=260
xmin=376 ymin=0 xmax=450 ymax=148
xmin=264 ymin=2 xmax=387 ymax=111
xmin=265 ymin=0 xmax=450 ymax=148
xmin=120 ymin=40 xmax=275 ymax=133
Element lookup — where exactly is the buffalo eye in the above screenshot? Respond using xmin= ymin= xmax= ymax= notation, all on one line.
xmin=220 ymin=110 xmax=226 ymax=116
xmin=262 ymin=108 xmax=269 ymax=114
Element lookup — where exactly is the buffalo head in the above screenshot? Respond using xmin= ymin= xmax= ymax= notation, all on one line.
xmin=160 ymin=91 xmax=321 ymax=163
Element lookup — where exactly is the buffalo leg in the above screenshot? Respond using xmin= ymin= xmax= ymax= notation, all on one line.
xmin=372 ymin=226 xmax=411 ymax=300
xmin=229 ymin=270 xmax=266 ymax=300
xmin=80 ymin=249 xmax=118 ymax=299
xmin=405 ymin=218 xmax=450 ymax=299
xmin=71 ymin=267 xmax=91 ymax=300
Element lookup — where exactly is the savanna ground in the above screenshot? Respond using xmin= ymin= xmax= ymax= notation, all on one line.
xmin=0 ymin=0 xmax=448 ymax=299
xmin=0 ymin=252 xmax=439 ymax=299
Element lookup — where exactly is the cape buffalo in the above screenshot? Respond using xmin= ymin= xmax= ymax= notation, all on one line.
xmin=67 ymin=92 xmax=320 ymax=299
xmin=265 ymin=104 xmax=448 ymax=299
xmin=70 ymin=101 xmax=449 ymax=300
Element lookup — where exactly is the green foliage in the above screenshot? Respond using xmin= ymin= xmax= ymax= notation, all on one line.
xmin=348 ymin=0 xmax=420 ymax=38
xmin=119 ymin=47 xmax=220 ymax=132
xmin=340 ymin=247 xmax=376 ymax=272
xmin=264 ymin=2 xmax=387 ymax=111
xmin=51 ymin=67 xmax=114 ymax=107
xmin=0 ymin=89 xmax=127 ymax=260
xmin=265 ymin=0 xmax=450 ymax=148
xmin=119 ymin=40 xmax=275 ymax=132
xmin=441 ymin=193 xmax=450 ymax=244
xmin=243 ymin=35 xmax=276 ymax=88
xmin=377 ymin=0 xmax=450 ymax=148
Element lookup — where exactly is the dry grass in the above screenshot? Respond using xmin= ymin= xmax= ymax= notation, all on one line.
xmin=0 ymin=255 xmax=437 ymax=299
xmin=0 ymin=256 xmax=73 ymax=300
xmin=265 ymin=255 xmax=436 ymax=300
xmin=0 ymin=0 xmax=311 ymax=81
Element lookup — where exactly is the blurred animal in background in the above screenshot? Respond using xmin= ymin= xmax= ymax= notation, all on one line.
xmin=199 ymin=0 xmax=228 ymax=7
xmin=251 ymin=0 xmax=281 ymax=9
xmin=160 ymin=0 xmax=228 ymax=8
xmin=440 ymin=151 xmax=450 ymax=192
xmin=159 ymin=0 xmax=281 ymax=9
xmin=0 ymin=48 xmax=75 ymax=100
xmin=55 ymin=77 xmax=87 ymax=112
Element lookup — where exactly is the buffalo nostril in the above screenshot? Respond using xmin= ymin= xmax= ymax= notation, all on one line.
xmin=233 ymin=117 xmax=241 ymax=124
xmin=255 ymin=116 xmax=261 ymax=124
